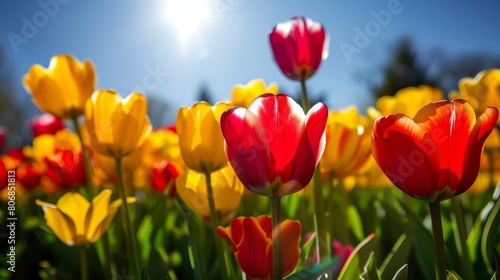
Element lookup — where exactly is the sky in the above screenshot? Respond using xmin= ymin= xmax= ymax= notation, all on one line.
xmin=1 ymin=0 xmax=500 ymax=126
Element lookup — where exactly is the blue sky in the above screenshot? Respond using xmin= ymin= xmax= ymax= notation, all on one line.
xmin=2 ymin=0 xmax=500 ymax=126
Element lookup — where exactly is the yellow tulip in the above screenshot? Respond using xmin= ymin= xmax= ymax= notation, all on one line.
xmin=373 ymin=85 xmax=444 ymax=118
xmin=321 ymin=106 xmax=372 ymax=178
xmin=23 ymin=54 xmax=96 ymax=119
xmin=176 ymin=165 xmax=244 ymax=217
xmin=176 ymin=101 xmax=232 ymax=173
xmin=231 ymin=79 xmax=278 ymax=108
xmin=84 ymin=90 xmax=152 ymax=159
xmin=453 ymin=68 xmax=500 ymax=124
xmin=145 ymin=128 xmax=184 ymax=166
xmin=36 ymin=190 xmax=136 ymax=246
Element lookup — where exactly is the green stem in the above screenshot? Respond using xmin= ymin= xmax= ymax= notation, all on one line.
xmin=205 ymin=172 xmax=231 ymax=280
xmin=300 ymin=79 xmax=311 ymax=112
xmin=271 ymin=195 xmax=282 ymax=280
xmin=451 ymin=197 xmax=475 ymax=280
xmin=72 ymin=117 xmax=112 ymax=278
xmin=175 ymin=198 xmax=208 ymax=280
xmin=115 ymin=158 xmax=141 ymax=277
xmin=80 ymin=246 xmax=88 ymax=280
xmin=71 ymin=117 xmax=96 ymax=197
xmin=428 ymin=201 xmax=447 ymax=280
xmin=313 ymin=166 xmax=330 ymax=262
xmin=334 ymin=175 xmax=349 ymax=244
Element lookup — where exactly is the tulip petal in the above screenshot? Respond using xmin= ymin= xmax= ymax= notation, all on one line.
xmin=216 ymin=217 xmax=244 ymax=250
xmin=36 ymin=200 xmax=77 ymax=246
xmin=221 ymin=107 xmax=273 ymax=196
xmin=31 ymin=75 xmax=66 ymax=118
xmin=280 ymin=102 xmax=327 ymax=196
xmin=85 ymin=190 xmax=112 ymax=242
xmin=372 ymin=114 xmax=441 ymax=199
xmin=176 ymin=107 xmax=199 ymax=170
xmin=55 ymin=192 xmax=91 ymax=236
xmin=457 ymin=106 xmax=498 ymax=194
xmin=414 ymin=100 xmax=476 ymax=191
xmin=248 ymin=94 xmax=305 ymax=185
xmin=113 ymin=93 xmax=151 ymax=157
xmin=267 ymin=219 xmax=301 ymax=278
xmin=176 ymin=170 xmax=210 ymax=217
xmin=235 ymin=217 xmax=271 ymax=279
xmin=49 ymin=55 xmax=82 ymax=104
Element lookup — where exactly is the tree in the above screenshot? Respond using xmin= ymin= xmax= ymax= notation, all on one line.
xmin=370 ymin=37 xmax=436 ymax=99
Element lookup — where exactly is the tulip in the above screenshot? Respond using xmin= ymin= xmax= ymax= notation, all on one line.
xmin=217 ymin=216 xmax=301 ymax=279
xmin=151 ymin=160 xmax=180 ymax=197
xmin=333 ymin=240 xmax=355 ymax=271
xmin=372 ymin=99 xmax=498 ymax=202
xmin=43 ymin=149 xmax=86 ymax=192
xmin=452 ymin=68 xmax=500 ymax=123
xmin=360 ymin=85 xmax=445 ymax=188
xmin=23 ymin=54 xmax=96 ymax=119
xmin=231 ymin=79 xmax=278 ymax=108
xmin=145 ymin=126 xmax=184 ymax=167
xmin=372 ymin=99 xmax=499 ymax=280
xmin=321 ymin=106 xmax=372 ymax=178
xmin=221 ymin=93 xmax=327 ymax=197
xmin=0 ymin=159 xmax=7 ymax=190
xmin=30 ymin=113 xmax=65 ymax=137
xmin=84 ymin=90 xmax=152 ymax=159
xmin=374 ymin=85 xmax=444 ymax=118
xmin=269 ymin=16 xmax=328 ymax=82
xmin=36 ymin=189 xmax=135 ymax=246
xmin=176 ymin=165 xmax=244 ymax=218
xmin=176 ymin=101 xmax=232 ymax=174
xmin=17 ymin=162 xmax=42 ymax=190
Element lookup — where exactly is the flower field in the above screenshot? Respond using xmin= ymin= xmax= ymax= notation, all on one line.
xmin=1 ymin=15 xmax=500 ymax=280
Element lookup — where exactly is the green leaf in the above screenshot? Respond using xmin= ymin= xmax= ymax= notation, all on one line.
xmin=347 ymin=205 xmax=365 ymax=241
xmin=284 ymin=257 xmax=341 ymax=280
xmin=300 ymin=232 xmax=317 ymax=269
xmin=141 ymin=263 xmax=150 ymax=280
xmin=360 ymin=252 xmax=381 ymax=280
xmin=482 ymin=189 xmax=500 ymax=272
xmin=447 ymin=270 xmax=463 ymax=280
xmin=379 ymin=223 xmax=414 ymax=279
xmin=137 ymin=214 xmax=153 ymax=260
xmin=392 ymin=264 xmax=408 ymax=280
xmin=337 ymin=233 xmax=376 ymax=280
xmin=409 ymin=212 xmax=435 ymax=280
xmin=493 ymin=247 xmax=500 ymax=273
xmin=282 ymin=192 xmax=300 ymax=218
xmin=491 ymin=272 xmax=497 ymax=280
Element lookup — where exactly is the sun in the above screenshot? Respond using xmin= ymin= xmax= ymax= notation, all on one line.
xmin=165 ymin=0 xmax=211 ymax=42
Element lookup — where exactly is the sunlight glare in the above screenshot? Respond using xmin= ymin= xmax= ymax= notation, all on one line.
xmin=165 ymin=0 xmax=211 ymax=42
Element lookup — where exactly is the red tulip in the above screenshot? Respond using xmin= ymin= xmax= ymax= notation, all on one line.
xmin=220 ymin=93 xmax=327 ymax=197
xmin=30 ymin=113 xmax=65 ymax=137
xmin=17 ymin=162 xmax=42 ymax=190
xmin=6 ymin=148 xmax=26 ymax=163
xmin=0 ymin=159 xmax=7 ymax=190
xmin=269 ymin=16 xmax=329 ymax=81
xmin=151 ymin=160 xmax=180 ymax=197
xmin=333 ymin=240 xmax=355 ymax=270
xmin=44 ymin=149 xmax=86 ymax=191
xmin=217 ymin=216 xmax=301 ymax=279
xmin=372 ymin=99 xmax=498 ymax=201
